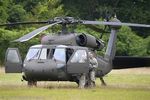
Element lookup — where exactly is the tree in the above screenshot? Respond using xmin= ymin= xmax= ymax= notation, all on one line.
xmin=32 ymin=0 xmax=64 ymax=20
xmin=62 ymin=0 xmax=150 ymax=37
xmin=0 ymin=0 xmax=65 ymax=65
xmin=116 ymin=0 xmax=150 ymax=37
xmin=116 ymin=26 xmax=147 ymax=56
xmin=0 ymin=0 xmax=11 ymax=23
xmin=8 ymin=4 xmax=27 ymax=22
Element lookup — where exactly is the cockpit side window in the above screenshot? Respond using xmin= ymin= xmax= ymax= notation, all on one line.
xmin=70 ymin=50 xmax=87 ymax=63
xmin=26 ymin=48 xmax=41 ymax=61
xmin=39 ymin=48 xmax=50 ymax=59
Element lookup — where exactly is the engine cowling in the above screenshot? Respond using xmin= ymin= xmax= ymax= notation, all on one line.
xmin=76 ymin=33 xmax=104 ymax=50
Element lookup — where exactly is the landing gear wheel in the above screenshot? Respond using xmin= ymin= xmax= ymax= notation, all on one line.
xmin=28 ymin=81 xmax=37 ymax=87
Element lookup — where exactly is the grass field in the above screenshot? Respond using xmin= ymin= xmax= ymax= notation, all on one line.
xmin=0 ymin=67 xmax=150 ymax=100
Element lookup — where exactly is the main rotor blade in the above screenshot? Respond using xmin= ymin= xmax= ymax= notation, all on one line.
xmin=85 ymin=25 xmax=109 ymax=33
xmin=14 ymin=21 xmax=61 ymax=42
xmin=0 ymin=21 xmax=48 ymax=26
xmin=83 ymin=21 xmax=150 ymax=28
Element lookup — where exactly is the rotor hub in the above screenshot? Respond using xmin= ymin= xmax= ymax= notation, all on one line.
xmin=110 ymin=17 xmax=122 ymax=30
xmin=51 ymin=17 xmax=81 ymax=24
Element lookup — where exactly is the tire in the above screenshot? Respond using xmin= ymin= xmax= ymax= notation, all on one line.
xmin=28 ymin=81 xmax=37 ymax=87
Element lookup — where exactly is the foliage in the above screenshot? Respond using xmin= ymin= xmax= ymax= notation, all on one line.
xmin=0 ymin=28 xmax=40 ymax=65
xmin=31 ymin=0 xmax=64 ymax=20
xmin=0 ymin=0 xmax=150 ymax=65
xmin=62 ymin=0 xmax=150 ymax=37
xmin=0 ymin=0 xmax=11 ymax=23
xmin=116 ymin=26 xmax=147 ymax=56
xmin=8 ymin=4 xmax=27 ymax=22
xmin=0 ymin=0 xmax=64 ymax=65
xmin=144 ymin=36 xmax=150 ymax=55
xmin=0 ymin=29 xmax=17 ymax=64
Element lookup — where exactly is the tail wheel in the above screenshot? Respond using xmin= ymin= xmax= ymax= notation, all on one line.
xmin=28 ymin=81 xmax=37 ymax=87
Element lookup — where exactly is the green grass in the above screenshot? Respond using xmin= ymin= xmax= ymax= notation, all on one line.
xmin=0 ymin=68 xmax=150 ymax=100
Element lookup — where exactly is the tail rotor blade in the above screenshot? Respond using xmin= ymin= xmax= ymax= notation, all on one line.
xmin=14 ymin=21 xmax=61 ymax=42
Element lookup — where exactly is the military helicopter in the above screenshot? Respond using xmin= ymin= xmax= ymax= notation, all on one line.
xmin=1 ymin=17 xmax=150 ymax=88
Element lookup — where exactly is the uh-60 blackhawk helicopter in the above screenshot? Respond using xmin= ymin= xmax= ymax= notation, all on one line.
xmin=1 ymin=17 xmax=150 ymax=88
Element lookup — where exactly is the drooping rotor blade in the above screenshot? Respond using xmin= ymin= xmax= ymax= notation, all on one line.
xmin=14 ymin=21 xmax=62 ymax=42
xmin=83 ymin=21 xmax=150 ymax=28
xmin=0 ymin=21 xmax=49 ymax=26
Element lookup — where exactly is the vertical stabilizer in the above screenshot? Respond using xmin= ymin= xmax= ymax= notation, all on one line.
xmin=104 ymin=29 xmax=118 ymax=62
xmin=96 ymin=28 xmax=119 ymax=77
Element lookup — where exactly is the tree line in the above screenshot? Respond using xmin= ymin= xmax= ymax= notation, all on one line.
xmin=0 ymin=0 xmax=150 ymax=65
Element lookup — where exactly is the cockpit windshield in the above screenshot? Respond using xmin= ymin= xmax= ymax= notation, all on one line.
xmin=25 ymin=45 xmax=73 ymax=63
xmin=26 ymin=48 xmax=41 ymax=61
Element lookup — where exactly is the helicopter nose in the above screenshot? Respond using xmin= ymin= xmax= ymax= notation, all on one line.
xmin=23 ymin=59 xmax=58 ymax=80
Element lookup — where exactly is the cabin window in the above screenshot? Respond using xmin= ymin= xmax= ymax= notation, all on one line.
xmin=71 ymin=50 xmax=87 ymax=63
xmin=52 ymin=48 xmax=66 ymax=62
xmin=26 ymin=48 xmax=41 ymax=61
xmin=66 ymin=48 xmax=74 ymax=62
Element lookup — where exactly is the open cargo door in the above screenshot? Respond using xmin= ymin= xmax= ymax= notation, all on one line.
xmin=67 ymin=49 xmax=89 ymax=74
xmin=5 ymin=48 xmax=22 ymax=73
